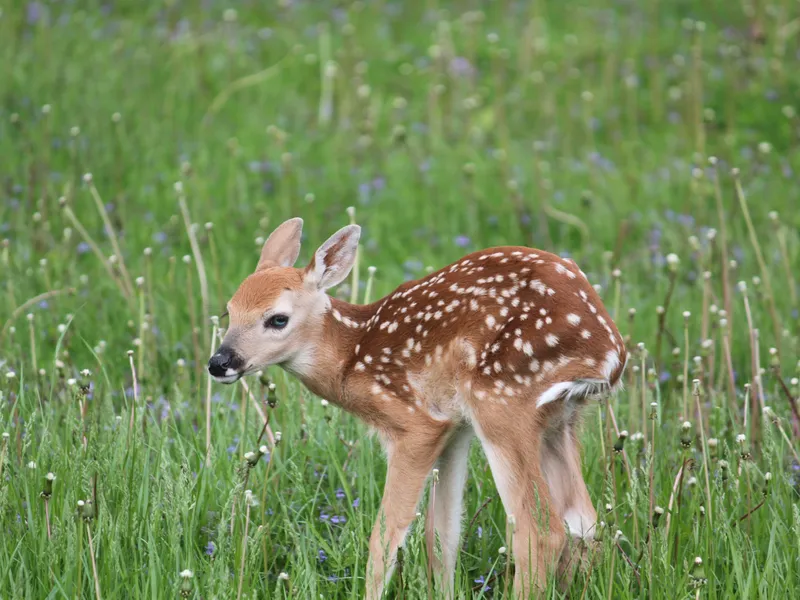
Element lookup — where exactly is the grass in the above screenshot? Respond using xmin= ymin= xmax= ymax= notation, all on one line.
xmin=1 ymin=0 xmax=799 ymax=598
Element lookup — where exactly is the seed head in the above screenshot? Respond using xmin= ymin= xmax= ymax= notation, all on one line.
xmin=82 ymin=173 xmax=93 ymax=184
xmin=666 ymin=253 xmax=680 ymax=270
xmin=498 ymin=546 xmax=506 ymax=555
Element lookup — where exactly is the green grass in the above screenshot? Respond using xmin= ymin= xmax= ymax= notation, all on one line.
xmin=1 ymin=0 xmax=800 ymax=598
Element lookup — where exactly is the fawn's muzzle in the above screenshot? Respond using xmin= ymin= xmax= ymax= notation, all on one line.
xmin=207 ymin=346 xmax=244 ymax=382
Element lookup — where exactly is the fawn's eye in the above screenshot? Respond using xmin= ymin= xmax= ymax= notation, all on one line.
xmin=266 ymin=314 xmax=289 ymax=329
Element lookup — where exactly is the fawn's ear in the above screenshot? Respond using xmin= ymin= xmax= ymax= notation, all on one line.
xmin=255 ymin=218 xmax=304 ymax=271
xmin=304 ymin=225 xmax=361 ymax=291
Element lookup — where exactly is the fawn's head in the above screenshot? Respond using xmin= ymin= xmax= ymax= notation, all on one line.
xmin=208 ymin=218 xmax=360 ymax=383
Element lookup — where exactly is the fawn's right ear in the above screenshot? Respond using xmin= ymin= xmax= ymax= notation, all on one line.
xmin=255 ymin=218 xmax=304 ymax=272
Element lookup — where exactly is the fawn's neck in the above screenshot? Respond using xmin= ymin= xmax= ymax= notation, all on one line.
xmin=282 ymin=296 xmax=377 ymax=407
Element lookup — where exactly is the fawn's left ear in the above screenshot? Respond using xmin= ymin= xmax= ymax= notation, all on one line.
xmin=255 ymin=218 xmax=304 ymax=271
xmin=304 ymin=224 xmax=361 ymax=291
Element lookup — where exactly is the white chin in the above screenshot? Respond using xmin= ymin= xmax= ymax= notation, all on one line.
xmin=212 ymin=370 xmax=242 ymax=384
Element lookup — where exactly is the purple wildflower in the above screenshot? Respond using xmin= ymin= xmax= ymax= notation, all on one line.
xmin=335 ymin=488 xmax=345 ymax=500
xmin=318 ymin=549 xmax=327 ymax=563
xmin=449 ymin=57 xmax=475 ymax=78
xmin=454 ymin=235 xmax=471 ymax=248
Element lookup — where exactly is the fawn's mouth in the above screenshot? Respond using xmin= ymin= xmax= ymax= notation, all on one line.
xmin=210 ymin=370 xmax=242 ymax=384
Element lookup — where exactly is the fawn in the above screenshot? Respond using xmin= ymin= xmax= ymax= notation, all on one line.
xmin=209 ymin=218 xmax=627 ymax=599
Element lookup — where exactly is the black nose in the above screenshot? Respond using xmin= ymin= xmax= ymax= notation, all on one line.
xmin=208 ymin=347 xmax=240 ymax=378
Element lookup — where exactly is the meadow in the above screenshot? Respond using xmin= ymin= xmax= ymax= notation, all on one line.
xmin=1 ymin=0 xmax=800 ymax=598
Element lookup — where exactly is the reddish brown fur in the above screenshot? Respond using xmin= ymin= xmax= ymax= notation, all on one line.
xmin=215 ymin=221 xmax=628 ymax=600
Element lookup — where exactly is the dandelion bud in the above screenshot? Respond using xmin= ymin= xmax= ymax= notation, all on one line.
xmin=41 ymin=472 xmax=56 ymax=498
xmin=652 ymin=506 xmax=664 ymax=529
xmin=690 ymin=556 xmax=707 ymax=587
xmin=680 ymin=421 xmax=693 ymax=448
xmin=179 ymin=569 xmax=194 ymax=597
xmin=719 ymin=459 xmax=729 ymax=482
xmin=613 ymin=430 xmax=628 ymax=453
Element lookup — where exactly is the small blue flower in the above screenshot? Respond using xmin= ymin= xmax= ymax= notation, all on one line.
xmin=352 ymin=498 xmax=360 ymax=509
xmin=318 ymin=549 xmax=327 ymax=563
xmin=454 ymin=235 xmax=471 ymax=248
xmin=335 ymin=488 xmax=345 ymax=500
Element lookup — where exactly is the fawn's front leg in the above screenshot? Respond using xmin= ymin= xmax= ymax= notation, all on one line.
xmin=366 ymin=427 xmax=449 ymax=600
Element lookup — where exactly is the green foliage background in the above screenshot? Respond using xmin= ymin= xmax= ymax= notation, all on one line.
xmin=1 ymin=1 xmax=799 ymax=598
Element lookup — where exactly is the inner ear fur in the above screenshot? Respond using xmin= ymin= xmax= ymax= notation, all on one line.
xmin=255 ymin=217 xmax=304 ymax=271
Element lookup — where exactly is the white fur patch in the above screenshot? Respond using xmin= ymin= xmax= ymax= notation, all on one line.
xmin=601 ymin=349 xmax=621 ymax=381
xmin=564 ymin=508 xmax=596 ymax=540
xmin=535 ymin=378 xmax=611 ymax=408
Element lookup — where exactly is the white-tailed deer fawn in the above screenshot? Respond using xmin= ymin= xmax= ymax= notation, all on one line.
xmin=209 ymin=218 xmax=627 ymax=599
